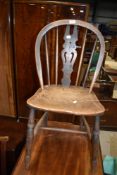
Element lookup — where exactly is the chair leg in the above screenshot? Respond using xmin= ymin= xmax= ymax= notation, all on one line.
xmin=92 ymin=116 xmax=100 ymax=173
xmin=25 ymin=108 xmax=35 ymax=169
xmin=80 ymin=116 xmax=84 ymax=130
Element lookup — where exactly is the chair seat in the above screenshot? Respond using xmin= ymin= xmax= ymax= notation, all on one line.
xmin=27 ymin=85 xmax=105 ymax=116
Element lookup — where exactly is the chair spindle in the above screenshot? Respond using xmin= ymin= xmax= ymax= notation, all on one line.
xmin=75 ymin=29 xmax=87 ymax=86
xmin=55 ymin=27 xmax=59 ymax=85
xmin=45 ymin=34 xmax=50 ymax=85
xmin=83 ymin=38 xmax=97 ymax=87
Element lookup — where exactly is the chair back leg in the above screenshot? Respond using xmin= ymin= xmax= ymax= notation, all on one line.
xmin=92 ymin=116 xmax=100 ymax=173
xmin=26 ymin=108 xmax=36 ymax=169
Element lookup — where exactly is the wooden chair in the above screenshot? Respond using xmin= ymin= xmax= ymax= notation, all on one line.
xmin=0 ymin=136 xmax=9 ymax=175
xmin=25 ymin=19 xmax=105 ymax=173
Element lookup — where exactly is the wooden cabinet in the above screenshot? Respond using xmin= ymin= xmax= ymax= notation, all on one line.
xmin=93 ymin=86 xmax=117 ymax=128
xmin=109 ymin=37 xmax=117 ymax=60
xmin=101 ymin=100 xmax=117 ymax=127
xmin=0 ymin=0 xmax=16 ymax=117
xmin=13 ymin=0 xmax=89 ymax=117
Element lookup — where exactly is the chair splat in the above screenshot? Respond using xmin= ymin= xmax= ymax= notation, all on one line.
xmin=61 ymin=25 xmax=78 ymax=86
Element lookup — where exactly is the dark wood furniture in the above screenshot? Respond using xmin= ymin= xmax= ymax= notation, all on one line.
xmin=25 ymin=19 xmax=105 ymax=173
xmin=93 ymin=85 xmax=117 ymax=128
xmin=0 ymin=116 xmax=27 ymax=175
xmin=12 ymin=121 xmax=103 ymax=175
xmin=109 ymin=36 xmax=117 ymax=61
xmin=0 ymin=0 xmax=16 ymax=117
xmin=0 ymin=136 xmax=9 ymax=175
xmin=102 ymin=65 xmax=117 ymax=98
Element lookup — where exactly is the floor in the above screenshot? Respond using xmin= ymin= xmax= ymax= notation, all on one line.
xmin=0 ymin=117 xmax=117 ymax=175
xmin=100 ymin=130 xmax=117 ymax=158
xmin=12 ymin=121 xmax=103 ymax=175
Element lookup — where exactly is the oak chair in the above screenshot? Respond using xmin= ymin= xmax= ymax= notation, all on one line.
xmin=25 ymin=19 xmax=105 ymax=173
xmin=0 ymin=136 xmax=9 ymax=175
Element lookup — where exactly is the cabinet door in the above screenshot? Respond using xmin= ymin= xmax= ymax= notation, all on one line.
xmin=91 ymin=87 xmax=117 ymax=128
xmin=0 ymin=0 xmax=16 ymax=117
xmin=13 ymin=1 xmax=89 ymax=117
xmin=100 ymin=101 xmax=117 ymax=127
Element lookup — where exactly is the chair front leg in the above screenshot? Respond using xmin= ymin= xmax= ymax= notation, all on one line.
xmin=92 ymin=116 xmax=100 ymax=173
xmin=25 ymin=108 xmax=35 ymax=169
xmin=80 ymin=116 xmax=84 ymax=130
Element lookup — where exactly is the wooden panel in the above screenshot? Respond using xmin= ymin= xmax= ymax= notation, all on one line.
xmin=0 ymin=0 xmax=16 ymax=117
xmin=13 ymin=1 xmax=89 ymax=117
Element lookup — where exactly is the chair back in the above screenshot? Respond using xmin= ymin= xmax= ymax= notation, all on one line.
xmin=35 ymin=19 xmax=105 ymax=92
xmin=0 ymin=136 xmax=9 ymax=175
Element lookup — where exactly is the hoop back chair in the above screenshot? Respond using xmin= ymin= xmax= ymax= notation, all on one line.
xmin=26 ymin=20 xmax=105 ymax=172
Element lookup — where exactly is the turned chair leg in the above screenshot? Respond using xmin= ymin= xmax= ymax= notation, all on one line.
xmin=92 ymin=116 xmax=100 ymax=173
xmin=80 ymin=116 xmax=84 ymax=130
xmin=25 ymin=108 xmax=35 ymax=169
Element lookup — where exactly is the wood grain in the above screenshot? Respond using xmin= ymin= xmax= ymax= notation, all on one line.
xmin=0 ymin=135 xmax=9 ymax=175
xmin=12 ymin=125 xmax=103 ymax=175
xmin=0 ymin=0 xmax=16 ymax=117
xmin=27 ymin=85 xmax=105 ymax=116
